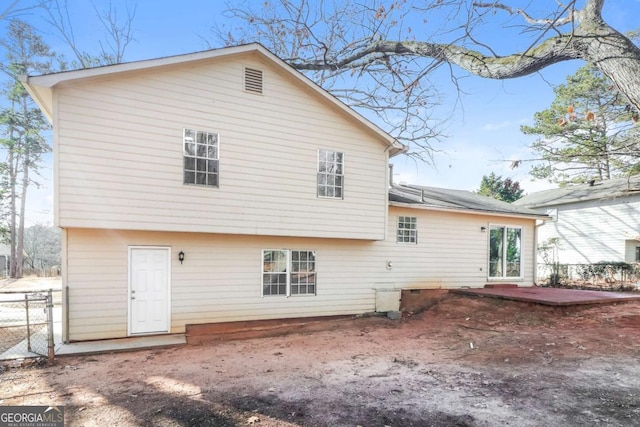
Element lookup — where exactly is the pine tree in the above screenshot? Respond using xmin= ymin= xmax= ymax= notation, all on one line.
xmin=477 ymin=173 xmax=524 ymax=203
xmin=0 ymin=19 xmax=55 ymax=278
xmin=521 ymin=65 xmax=640 ymax=185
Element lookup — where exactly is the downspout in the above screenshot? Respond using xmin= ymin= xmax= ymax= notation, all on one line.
xmin=533 ymin=219 xmax=547 ymax=286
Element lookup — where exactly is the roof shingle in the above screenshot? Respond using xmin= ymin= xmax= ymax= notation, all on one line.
xmin=514 ymin=175 xmax=640 ymax=208
xmin=390 ymin=185 xmax=547 ymax=218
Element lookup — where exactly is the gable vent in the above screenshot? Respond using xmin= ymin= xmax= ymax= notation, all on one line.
xmin=244 ymin=67 xmax=263 ymax=94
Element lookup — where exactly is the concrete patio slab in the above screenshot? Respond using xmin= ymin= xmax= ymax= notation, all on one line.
xmin=55 ymin=334 xmax=186 ymax=356
xmin=451 ymin=286 xmax=640 ymax=306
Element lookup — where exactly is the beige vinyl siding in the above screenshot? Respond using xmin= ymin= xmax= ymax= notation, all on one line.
xmin=65 ymin=206 xmax=537 ymax=341
xmin=66 ymin=228 xmax=380 ymax=341
xmin=55 ymin=54 xmax=388 ymax=240
xmin=378 ymin=207 xmax=536 ymax=288
xmin=536 ymin=196 xmax=640 ymax=264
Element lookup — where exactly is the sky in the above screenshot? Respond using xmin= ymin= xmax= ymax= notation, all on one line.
xmin=2 ymin=0 xmax=640 ymax=225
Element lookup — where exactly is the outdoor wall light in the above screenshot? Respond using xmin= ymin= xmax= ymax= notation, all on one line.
xmin=178 ymin=251 xmax=185 ymax=264
xmin=481 ymin=226 xmax=487 ymax=232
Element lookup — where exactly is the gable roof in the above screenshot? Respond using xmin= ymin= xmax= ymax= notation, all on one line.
xmin=514 ymin=175 xmax=640 ymax=209
xmin=20 ymin=43 xmax=406 ymax=157
xmin=390 ymin=184 xmax=548 ymax=219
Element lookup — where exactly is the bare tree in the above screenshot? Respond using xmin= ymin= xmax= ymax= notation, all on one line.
xmin=215 ymin=0 xmax=446 ymax=162
xmin=0 ymin=1 xmax=35 ymax=21
xmin=37 ymin=0 xmax=136 ymax=68
xmin=216 ymin=0 xmax=640 ymax=161
xmin=23 ymin=224 xmax=60 ymax=269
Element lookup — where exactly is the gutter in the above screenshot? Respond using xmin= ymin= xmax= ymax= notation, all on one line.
xmin=389 ymin=200 xmax=550 ymax=221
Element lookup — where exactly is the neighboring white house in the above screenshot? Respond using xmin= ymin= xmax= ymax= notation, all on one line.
xmin=22 ymin=43 xmax=547 ymax=342
xmin=514 ymin=175 xmax=640 ymax=265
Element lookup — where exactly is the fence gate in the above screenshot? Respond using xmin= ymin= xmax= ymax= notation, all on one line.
xmin=0 ymin=290 xmax=55 ymax=360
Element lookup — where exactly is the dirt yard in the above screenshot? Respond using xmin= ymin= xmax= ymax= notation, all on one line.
xmin=2 ymin=293 xmax=640 ymax=426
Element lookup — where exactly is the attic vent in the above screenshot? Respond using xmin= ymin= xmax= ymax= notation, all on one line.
xmin=244 ymin=67 xmax=263 ymax=94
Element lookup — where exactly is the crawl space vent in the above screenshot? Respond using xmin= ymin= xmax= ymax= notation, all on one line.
xmin=244 ymin=67 xmax=263 ymax=94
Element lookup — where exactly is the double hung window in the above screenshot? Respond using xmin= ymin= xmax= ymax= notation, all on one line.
xmin=317 ymin=150 xmax=344 ymax=198
xmin=262 ymin=250 xmax=317 ymax=296
xmin=397 ymin=216 xmax=418 ymax=244
xmin=183 ymin=128 xmax=219 ymax=187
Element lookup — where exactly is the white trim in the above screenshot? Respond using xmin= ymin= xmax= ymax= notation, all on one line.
xmin=317 ymin=149 xmax=345 ymax=199
xmin=182 ymin=128 xmax=220 ymax=188
xmin=261 ymin=248 xmax=317 ymax=297
xmin=396 ymin=215 xmax=418 ymax=245
xmin=389 ymin=201 xmax=550 ymax=221
xmin=127 ymin=246 xmax=171 ymax=336
xmin=487 ymin=224 xmax=524 ymax=281
xmin=53 ymin=91 xmax=60 ymax=226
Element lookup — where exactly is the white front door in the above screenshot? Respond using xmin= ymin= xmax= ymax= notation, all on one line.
xmin=129 ymin=247 xmax=171 ymax=335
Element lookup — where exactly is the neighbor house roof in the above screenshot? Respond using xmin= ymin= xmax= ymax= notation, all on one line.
xmin=389 ymin=184 xmax=548 ymax=220
xmin=514 ymin=175 xmax=640 ymax=209
xmin=20 ymin=43 xmax=406 ymax=157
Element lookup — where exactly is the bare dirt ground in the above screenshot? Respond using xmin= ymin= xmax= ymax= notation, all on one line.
xmin=2 ymin=293 xmax=640 ymax=426
xmin=0 ymin=276 xmax=62 ymax=292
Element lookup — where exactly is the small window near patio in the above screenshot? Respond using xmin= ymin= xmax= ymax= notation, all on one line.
xmin=397 ymin=216 xmax=417 ymax=244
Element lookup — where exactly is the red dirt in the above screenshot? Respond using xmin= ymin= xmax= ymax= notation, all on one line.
xmin=3 ymin=294 xmax=640 ymax=426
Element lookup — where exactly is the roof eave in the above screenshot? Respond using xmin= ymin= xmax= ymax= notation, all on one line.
xmin=388 ymin=141 xmax=408 ymax=157
xmin=20 ymin=75 xmax=53 ymax=123
xmin=389 ymin=200 xmax=551 ymax=220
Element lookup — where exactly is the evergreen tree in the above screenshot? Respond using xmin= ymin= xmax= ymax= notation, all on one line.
xmin=521 ymin=65 xmax=640 ymax=185
xmin=477 ymin=173 xmax=524 ymax=203
xmin=0 ymin=19 xmax=55 ymax=278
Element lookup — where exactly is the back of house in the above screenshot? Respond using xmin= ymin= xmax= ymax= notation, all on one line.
xmin=23 ymin=44 xmax=546 ymax=342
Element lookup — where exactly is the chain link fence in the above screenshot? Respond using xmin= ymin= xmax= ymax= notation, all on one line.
xmin=0 ymin=290 xmax=57 ymax=360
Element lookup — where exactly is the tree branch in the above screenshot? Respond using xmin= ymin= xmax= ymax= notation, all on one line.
xmin=472 ymin=1 xmax=576 ymax=26
xmin=291 ymin=36 xmax=578 ymax=79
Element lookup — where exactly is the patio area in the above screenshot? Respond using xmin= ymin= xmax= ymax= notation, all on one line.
xmin=451 ymin=285 xmax=640 ymax=306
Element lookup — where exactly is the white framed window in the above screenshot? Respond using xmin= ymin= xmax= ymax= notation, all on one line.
xmin=489 ymin=225 xmax=523 ymax=278
xmin=317 ymin=149 xmax=344 ymax=198
xmin=397 ymin=216 xmax=418 ymax=244
xmin=262 ymin=249 xmax=316 ymax=296
xmin=183 ymin=128 xmax=219 ymax=187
